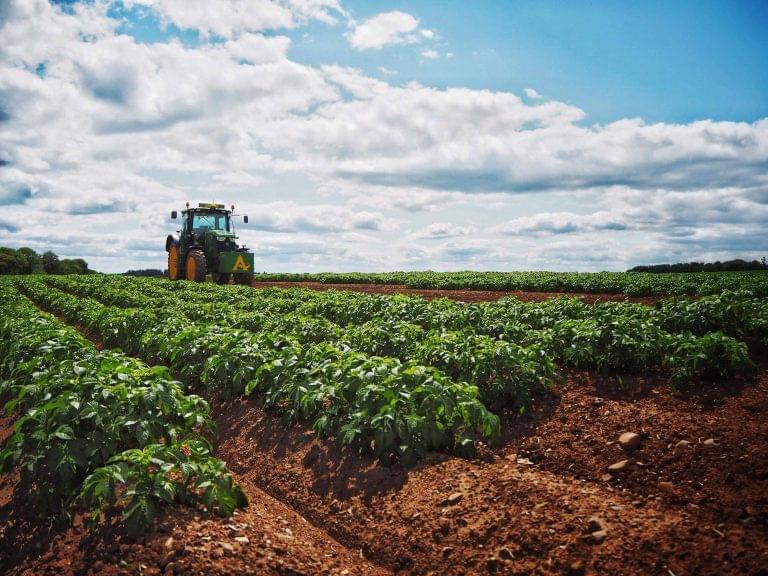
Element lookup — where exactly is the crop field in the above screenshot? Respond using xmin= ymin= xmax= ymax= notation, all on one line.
xmin=252 ymin=270 xmax=768 ymax=297
xmin=1 ymin=274 xmax=767 ymax=575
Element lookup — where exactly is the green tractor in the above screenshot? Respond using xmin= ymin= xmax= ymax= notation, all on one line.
xmin=166 ymin=202 xmax=254 ymax=285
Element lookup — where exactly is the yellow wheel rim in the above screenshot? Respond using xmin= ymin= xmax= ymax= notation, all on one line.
xmin=186 ymin=255 xmax=196 ymax=280
xmin=168 ymin=245 xmax=178 ymax=280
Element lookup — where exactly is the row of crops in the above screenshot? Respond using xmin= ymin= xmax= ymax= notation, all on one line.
xmin=251 ymin=270 xmax=768 ymax=297
xmin=1 ymin=274 xmax=766 ymax=535
xmin=0 ymin=282 xmax=247 ymax=536
xmin=35 ymin=275 xmax=768 ymax=391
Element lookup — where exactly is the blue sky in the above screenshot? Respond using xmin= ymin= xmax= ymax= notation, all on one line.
xmin=117 ymin=0 xmax=768 ymax=124
xmin=1 ymin=0 xmax=767 ymax=272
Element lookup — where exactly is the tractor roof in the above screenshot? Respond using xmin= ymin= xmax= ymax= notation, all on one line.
xmin=182 ymin=202 xmax=232 ymax=214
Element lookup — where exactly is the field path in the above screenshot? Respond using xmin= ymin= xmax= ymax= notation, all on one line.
xmin=250 ymin=281 xmax=664 ymax=304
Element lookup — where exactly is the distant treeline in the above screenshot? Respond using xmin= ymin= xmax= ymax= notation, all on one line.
xmin=628 ymin=259 xmax=767 ymax=273
xmin=0 ymin=246 xmax=91 ymax=275
xmin=124 ymin=269 xmax=167 ymax=277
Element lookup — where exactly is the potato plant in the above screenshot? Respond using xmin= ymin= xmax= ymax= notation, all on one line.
xmin=0 ymin=286 xmax=246 ymax=534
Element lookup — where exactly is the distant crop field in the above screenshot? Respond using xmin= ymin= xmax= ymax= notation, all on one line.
xmin=251 ymin=270 xmax=768 ymax=296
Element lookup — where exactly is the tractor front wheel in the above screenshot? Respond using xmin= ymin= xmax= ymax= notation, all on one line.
xmin=168 ymin=243 xmax=183 ymax=280
xmin=185 ymin=249 xmax=207 ymax=282
xmin=233 ymin=273 xmax=253 ymax=286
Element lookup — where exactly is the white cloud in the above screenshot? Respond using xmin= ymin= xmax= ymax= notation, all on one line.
xmin=124 ymin=0 xmax=344 ymax=39
xmin=420 ymin=49 xmax=439 ymax=60
xmin=498 ymin=211 xmax=631 ymax=236
xmin=347 ymin=11 xmax=426 ymax=50
xmin=411 ymin=222 xmax=471 ymax=239
xmin=524 ymin=87 xmax=541 ymax=99
xmin=1 ymin=0 xmax=766 ymax=272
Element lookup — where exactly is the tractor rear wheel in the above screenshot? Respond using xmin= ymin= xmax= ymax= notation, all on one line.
xmin=185 ymin=249 xmax=207 ymax=282
xmin=214 ymin=273 xmax=230 ymax=285
xmin=233 ymin=273 xmax=253 ymax=286
xmin=168 ymin=243 xmax=183 ymax=280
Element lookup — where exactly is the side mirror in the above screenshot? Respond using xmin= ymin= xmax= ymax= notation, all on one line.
xmin=171 ymin=210 xmax=177 ymax=219
xmin=243 ymin=215 xmax=249 ymax=224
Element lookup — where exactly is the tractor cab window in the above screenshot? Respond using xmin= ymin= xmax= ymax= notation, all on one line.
xmin=190 ymin=213 xmax=230 ymax=232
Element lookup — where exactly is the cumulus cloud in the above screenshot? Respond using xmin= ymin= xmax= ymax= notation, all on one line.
xmin=0 ymin=0 xmax=766 ymax=272
xmin=420 ymin=49 xmax=439 ymax=60
xmin=243 ymin=202 xmax=397 ymax=234
xmin=347 ymin=11 xmax=431 ymax=50
xmin=411 ymin=222 xmax=471 ymax=240
xmin=124 ymin=0 xmax=344 ymax=39
xmin=499 ymin=211 xmax=631 ymax=236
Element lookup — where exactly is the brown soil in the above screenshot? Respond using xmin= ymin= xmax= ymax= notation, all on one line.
xmin=4 ymin=373 xmax=767 ymax=576
xmin=211 ymin=371 xmax=768 ymax=576
xmin=250 ymin=281 xmax=664 ymax=305
xmin=0 ymin=441 xmax=386 ymax=575
xmin=5 ymin=297 xmax=767 ymax=575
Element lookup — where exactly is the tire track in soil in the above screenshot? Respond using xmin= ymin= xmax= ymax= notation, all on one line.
xmin=0 ymin=301 xmax=391 ymax=576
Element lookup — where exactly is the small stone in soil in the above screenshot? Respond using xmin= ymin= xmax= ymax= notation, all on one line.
xmin=658 ymin=481 xmax=675 ymax=494
xmin=446 ymin=492 xmax=463 ymax=505
xmin=618 ymin=432 xmax=642 ymax=452
xmin=703 ymin=438 xmax=718 ymax=446
xmin=607 ymin=459 xmax=630 ymax=473
xmin=590 ymin=530 xmax=608 ymax=544
xmin=587 ymin=516 xmax=607 ymax=533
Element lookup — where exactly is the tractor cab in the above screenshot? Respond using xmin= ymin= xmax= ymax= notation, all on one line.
xmin=166 ymin=202 xmax=253 ymax=284
xmin=189 ymin=210 xmax=230 ymax=234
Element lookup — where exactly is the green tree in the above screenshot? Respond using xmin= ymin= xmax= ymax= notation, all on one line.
xmin=60 ymin=258 xmax=89 ymax=275
xmin=0 ymin=248 xmax=27 ymax=275
xmin=41 ymin=251 xmax=61 ymax=274
xmin=16 ymin=247 xmax=42 ymax=274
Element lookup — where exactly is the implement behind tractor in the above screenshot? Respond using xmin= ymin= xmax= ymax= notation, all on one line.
xmin=166 ymin=202 xmax=254 ymax=284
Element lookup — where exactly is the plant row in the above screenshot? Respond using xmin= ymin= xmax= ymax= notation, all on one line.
xmin=45 ymin=275 xmax=761 ymax=389
xmin=45 ymin=276 xmax=556 ymax=411
xmin=20 ymin=279 xmax=500 ymax=466
xmin=249 ymin=270 xmax=768 ymax=297
xmin=0 ymin=283 xmax=247 ymax=536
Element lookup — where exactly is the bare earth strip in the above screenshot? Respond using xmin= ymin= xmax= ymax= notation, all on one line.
xmin=250 ymin=281 xmax=664 ymax=305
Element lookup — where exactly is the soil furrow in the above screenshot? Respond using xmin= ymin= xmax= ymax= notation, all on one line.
xmin=211 ymin=375 xmax=768 ymax=575
xmin=0 ymin=300 xmax=390 ymax=576
xmin=249 ymin=281 xmax=665 ymax=305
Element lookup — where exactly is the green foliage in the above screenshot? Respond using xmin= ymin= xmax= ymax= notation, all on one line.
xmin=664 ymin=332 xmax=755 ymax=388
xmin=0 ymin=285 xmax=244 ymax=535
xmin=250 ymin=270 xmax=768 ymax=297
xmin=0 ymin=247 xmax=90 ymax=275
xmin=0 ymin=247 xmax=29 ymax=275
xmin=79 ymin=440 xmax=247 ymax=537
xmin=12 ymin=272 xmax=766 ymax=473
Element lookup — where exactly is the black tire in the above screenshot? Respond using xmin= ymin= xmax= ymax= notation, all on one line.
xmin=233 ymin=273 xmax=253 ymax=286
xmin=185 ymin=249 xmax=207 ymax=283
xmin=215 ymin=273 xmax=231 ymax=285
